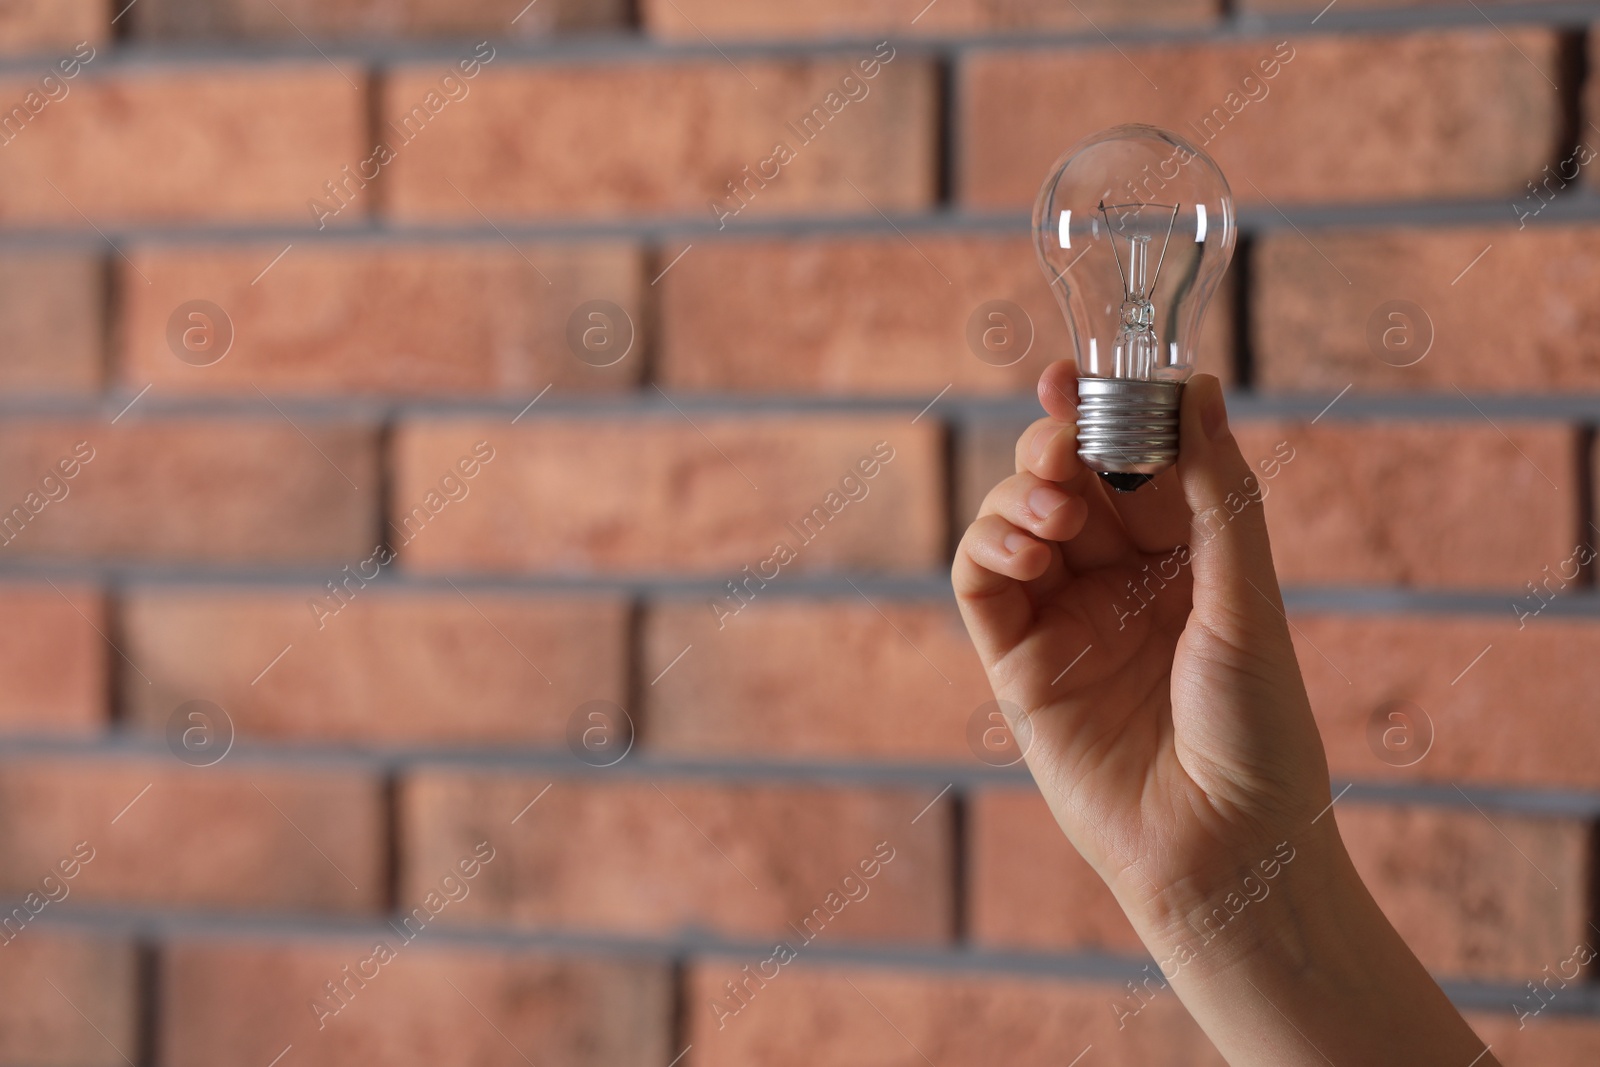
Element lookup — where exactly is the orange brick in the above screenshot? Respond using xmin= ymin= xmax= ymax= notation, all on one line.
xmin=961 ymin=30 xmax=1559 ymax=208
xmin=390 ymin=418 xmax=943 ymax=575
xmin=1234 ymin=420 xmax=1576 ymax=589
xmin=968 ymin=789 xmax=1143 ymax=955
xmin=0 ymin=66 xmax=363 ymax=224
xmin=1335 ymin=803 xmax=1588 ymax=981
xmin=163 ymin=940 xmax=670 ymax=1067
xmin=0 ymin=418 xmax=378 ymax=564
xmin=0 ymin=932 xmax=135 ymax=1067
xmin=0 ymin=0 xmax=104 ymax=52
xmin=0 ymin=252 xmax=101 ymax=392
xmin=382 ymin=56 xmax=936 ymax=221
xmin=1255 ymin=226 xmax=1600 ymax=392
xmin=686 ymin=965 xmax=1226 ymax=1066
xmin=644 ymin=0 xmax=1214 ymax=38
xmin=122 ymin=590 xmax=627 ymax=746
xmin=130 ymin=0 xmax=624 ymax=39
xmin=644 ymin=599 xmax=988 ymax=761
xmin=0 ymin=757 xmax=383 ymax=912
xmin=401 ymin=772 xmax=954 ymax=943
xmin=0 ymin=584 xmax=104 ymax=735
xmin=658 ymin=236 xmax=1067 ymax=395
xmin=1294 ymin=614 xmax=1600 ymax=792
xmin=118 ymin=243 xmax=642 ymax=395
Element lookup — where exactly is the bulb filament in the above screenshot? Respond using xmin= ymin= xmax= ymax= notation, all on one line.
xmin=1099 ymin=200 xmax=1179 ymax=380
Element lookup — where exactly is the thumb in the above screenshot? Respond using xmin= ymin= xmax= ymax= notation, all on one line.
xmin=1176 ymin=374 xmax=1290 ymax=646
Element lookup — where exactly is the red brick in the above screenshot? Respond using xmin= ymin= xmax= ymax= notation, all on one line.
xmin=1335 ymin=803 xmax=1587 ymax=981
xmin=687 ymin=964 xmax=1225 ymax=1066
xmin=0 ymin=252 xmax=101 ymax=392
xmin=382 ymin=56 xmax=936 ymax=221
xmin=390 ymin=418 xmax=943 ymax=575
xmin=1294 ymin=614 xmax=1600 ymax=791
xmin=0 ymin=66 xmax=363 ymax=225
xmin=662 ymin=236 xmax=1236 ymax=394
xmin=644 ymin=0 xmax=1214 ymax=38
xmin=962 ymin=30 xmax=1559 ymax=208
xmin=1469 ymin=1014 xmax=1600 ymax=1062
xmin=0 ymin=584 xmax=104 ymax=735
xmin=1234 ymin=420 xmax=1576 ymax=589
xmin=401 ymin=772 xmax=954 ymax=943
xmin=968 ymin=789 xmax=1143 ymax=955
xmin=644 ymin=600 xmax=989 ymax=761
xmin=163 ymin=940 xmax=670 ymax=1067
xmin=122 ymin=590 xmax=627 ymax=746
xmin=118 ymin=243 xmax=641 ymax=395
xmin=0 ymin=933 xmax=136 ymax=1067
xmin=0 ymin=418 xmax=378 ymax=564
xmin=0 ymin=757 xmax=383 ymax=912
xmin=130 ymin=0 xmax=624 ymax=39
xmin=0 ymin=1 xmax=104 ymax=52
xmin=1255 ymin=226 xmax=1600 ymax=392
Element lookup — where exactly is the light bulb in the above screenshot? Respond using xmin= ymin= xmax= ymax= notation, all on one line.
xmin=1032 ymin=124 xmax=1236 ymax=492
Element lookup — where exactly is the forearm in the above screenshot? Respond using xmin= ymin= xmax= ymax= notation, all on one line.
xmin=1119 ymin=821 xmax=1497 ymax=1067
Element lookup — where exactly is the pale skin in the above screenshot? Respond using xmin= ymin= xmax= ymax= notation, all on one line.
xmin=953 ymin=360 xmax=1500 ymax=1067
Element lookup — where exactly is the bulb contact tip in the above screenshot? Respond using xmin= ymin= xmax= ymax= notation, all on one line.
xmin=1098 ymin=471 xmax=1156 ymax=493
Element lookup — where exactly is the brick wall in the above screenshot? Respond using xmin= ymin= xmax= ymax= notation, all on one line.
xmin=0 ymin=0 xmax=1597 ymax=1064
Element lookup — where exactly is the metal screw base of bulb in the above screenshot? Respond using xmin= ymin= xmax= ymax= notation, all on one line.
xmin=1076 ymin=378 xmax=1184 ymax=491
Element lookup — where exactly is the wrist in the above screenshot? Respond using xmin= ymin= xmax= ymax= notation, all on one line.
xmin=1110 ymin=816 xmax=1497 ymax=1066
xmin=1114 ymin=815 xmax=1359 ymax=984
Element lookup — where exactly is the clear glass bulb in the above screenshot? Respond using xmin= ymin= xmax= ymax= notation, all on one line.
xmin=1033 ymin=124 xmax=1237 ymax=491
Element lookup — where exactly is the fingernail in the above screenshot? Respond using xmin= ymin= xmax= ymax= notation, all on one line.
xmin=1027 ymin=486 xmax=1070 ymax=520
xmin=1003 ymin=531 xmax=1032 ymax=555
xmin=1202 ymin=387 xmax=1228 ymax=441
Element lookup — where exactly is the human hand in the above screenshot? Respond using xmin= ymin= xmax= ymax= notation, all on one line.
xmin=953 ymin=360 xmax=1503 ymax=1065
xmin=952 ymin=359 xmax=1336 ymax=941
